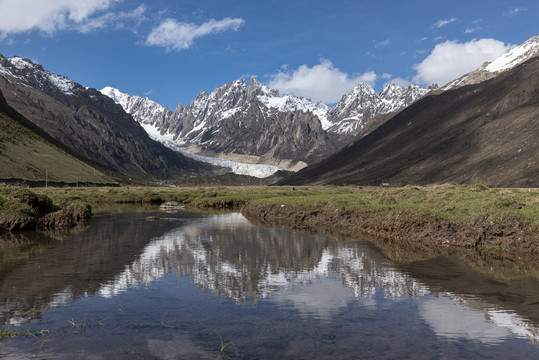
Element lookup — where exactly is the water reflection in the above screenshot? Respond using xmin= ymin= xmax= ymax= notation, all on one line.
xmin=419 ymin=293 xmax=539 ymax=344
xmin=97 ymin=214 xmax=430 ymax=304
xmin=1 ymin=210 xmax=539 ymax=357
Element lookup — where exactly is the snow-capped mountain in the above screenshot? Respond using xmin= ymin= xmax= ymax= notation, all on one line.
xmin=101 ymin=77 xmax=432 ymax=167
xmin=0 ymin=54 xmax=216 ymax=179
xmin=443 ymin=35 xmax=539 ymax=90
xmin=0 ymin=56 xmax=81 ymax=97
xmin=102 ymin=77 xmax=330 ymax=143
xmin=101 ymin=77 xmax=340 ymax=167
xmin=100 ymin=86 xmax=173 ymax=127
xmin=325 ymin=83 xmax=431 ymax=135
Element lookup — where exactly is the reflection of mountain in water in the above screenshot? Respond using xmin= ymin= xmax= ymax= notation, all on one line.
xmin=95 ymin=213 xmax=539 ymax=345
xmin=98 ymin=213 xmax=428 ymax=302
xmin=0 ymin=211 xmax=201 ymax=325
xmin=1 ymin=211 xmax=538 ymax=346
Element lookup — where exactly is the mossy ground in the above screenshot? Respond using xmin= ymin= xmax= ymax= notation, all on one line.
xmin=1 ymin=183 xmax=536 ymax=255
xmin=29 ymin=183 xmax=538 ymax=227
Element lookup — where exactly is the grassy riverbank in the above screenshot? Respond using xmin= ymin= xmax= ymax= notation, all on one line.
xmin=2 ymin=183 xmax=538 ymax=254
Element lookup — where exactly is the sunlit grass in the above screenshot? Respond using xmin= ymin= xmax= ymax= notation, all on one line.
xmin=25 ymin=183 xmax=537 ymax=227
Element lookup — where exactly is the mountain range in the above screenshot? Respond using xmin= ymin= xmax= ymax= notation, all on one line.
xmin=279 ymin=55 xmax=539 ymax=187
xmin=100 ymin=77 xmax=432 ymax=169
xmin=1 ymin=35 xmax=538 ymax=186
xmin=0 ymin=55 xmax=218 ymax=180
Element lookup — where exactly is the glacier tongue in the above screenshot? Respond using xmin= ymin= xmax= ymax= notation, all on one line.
xmin=141 ymin=122 xmax=280 ymax=178
xmin=167 ymin=144 xmax=281 ymax=178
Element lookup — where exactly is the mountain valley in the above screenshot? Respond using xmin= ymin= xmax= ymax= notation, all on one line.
xmin=1 ymin=35 xmax=538 ymax=186
xmin=280 ymin=57 xmax=539 ymax=187
xmin=0 ymin=55 xmax=219 ymax=181
xmin=101 ymin=78 xmax=432 ymax=172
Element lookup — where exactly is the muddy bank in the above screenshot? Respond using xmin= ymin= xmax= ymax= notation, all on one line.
xmin=0 ymin=188 xmax=92 ymax=233
xmin=240 ymin=202 xmax=539 ymax=255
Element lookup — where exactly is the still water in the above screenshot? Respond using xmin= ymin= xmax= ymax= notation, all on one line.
xmin=0 ymin=209 xmax=538 ymax=359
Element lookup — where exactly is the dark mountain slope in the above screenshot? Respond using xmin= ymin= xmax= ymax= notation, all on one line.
xmin=0 ymin=89 xmax=114 ymax=184
xmin=0 ymin=55 xmax=217 ymax=179
xmin=279 ymin=58 xmax=539 ymax=187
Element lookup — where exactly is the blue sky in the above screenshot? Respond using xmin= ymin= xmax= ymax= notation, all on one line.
xmin=0 ymin=0 xmax=537 ymax=108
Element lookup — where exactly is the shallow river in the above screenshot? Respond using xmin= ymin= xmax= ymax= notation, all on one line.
xmin=0 ymin=209 xmax=538 ymax=359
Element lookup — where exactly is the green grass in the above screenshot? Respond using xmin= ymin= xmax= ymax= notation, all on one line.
xmin=28 ymin=183 xmax=538 ymax=227
xmin=0 ymin=113 xmax=113 ymax=184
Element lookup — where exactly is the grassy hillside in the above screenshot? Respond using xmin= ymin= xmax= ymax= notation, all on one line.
xmin=0 ymin=93 xmax=114 ymax=185
xmin=0 ymin=68 xmax=218 ymax=180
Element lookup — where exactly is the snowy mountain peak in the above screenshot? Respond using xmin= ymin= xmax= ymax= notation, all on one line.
xmin=99 ymin=86 xmax=172 ymax=129
xmin=100 ymin=86 xmax=126 ymax=103
xmin=9 ymin=56 xmax=39 ymax=70
xmin=443 ymin=35 xmax=539 ymax=90
xmin=0 ymin=53 xmax=76 ymax=96
xmin=380 ymin=83 xmax=404 ymax=100
xmin=482 ymin=35 xmax=539 ymax=73
xmin=325 ymin=82 xmax=429 ymax=135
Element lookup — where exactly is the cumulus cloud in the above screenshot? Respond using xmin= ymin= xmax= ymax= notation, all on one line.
xmin=413 ymin=38 xmax=512 ymax=86
xmin=433 ymin=17 xmax=457 ymax=28
xmin=145 ymin=17 xmax=245 ymax=51
xmin=0 ymin=0 xmax=121 ymax=38
xmin=268 ymin=59 xmax=378 ymax=103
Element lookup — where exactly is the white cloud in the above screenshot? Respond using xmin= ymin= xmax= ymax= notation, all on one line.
xmin=0 ymin=0 xmax=121 ymax=38
xmin=413 ymin=38 xmax=512 ymax=86
xmin=145 ymin=17 xmax=245 ymax=51
xmin=268 ymin=59 xmax=378 ymax=103
xmin=374 ymin=39 xmax=390 ymax=48
xmin=385 ymin=77 xmax=411 ymax=87
xmin=504 ymin=7 xmax=526 ymax=17
xmin=433 ymin=17 xmax=457 ymax=28
xmin=76 ymin=4 xmax=148 ymax=33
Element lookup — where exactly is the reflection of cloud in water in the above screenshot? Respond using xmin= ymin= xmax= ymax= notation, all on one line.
xmin=420 ymin=294 xmax=539 ymax=345
xmin=272 ymin=277 xmax=356 ymax=319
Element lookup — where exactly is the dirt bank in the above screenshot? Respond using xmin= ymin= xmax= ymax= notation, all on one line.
xmin=0 ymin=188 xmax=92 ymax=233
xmin=240 ymin=202 xmax=539 ymax=254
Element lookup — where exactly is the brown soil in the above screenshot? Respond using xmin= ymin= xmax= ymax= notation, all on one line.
xmin=0 ymin=200 xmax=92 ymax=233
xmin=38 ymin=201 xmax=92 ymax=231
xmin=240 ymin=203 xmax=539 ymax=255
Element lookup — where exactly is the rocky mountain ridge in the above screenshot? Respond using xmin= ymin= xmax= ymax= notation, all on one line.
xmin=0 ymin=54 xmax=218 ymax=179
xmin=104 ymin=78 xmax=341 ymax=167
xmin=443 ymin=35 xmax=539 ymax=90
xmin=280 ymin=56 xmax=539 ymax=187
xmin=325 ymin=83 xmax=432 ymax=135
xmin=101 ymin=78 xmax=431 ymax=167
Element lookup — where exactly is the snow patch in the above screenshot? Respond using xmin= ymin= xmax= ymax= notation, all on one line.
xmin=140 ymin=123 xmax=175 ymax=143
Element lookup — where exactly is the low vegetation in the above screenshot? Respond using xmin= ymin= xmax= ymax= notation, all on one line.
xmin=2 ymin=183 xmax=538 ymax=255
xmin=0 ymin=186 xmax=92 ymax=232
xmin=0 ymin=112 xmax=114 ymax=186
